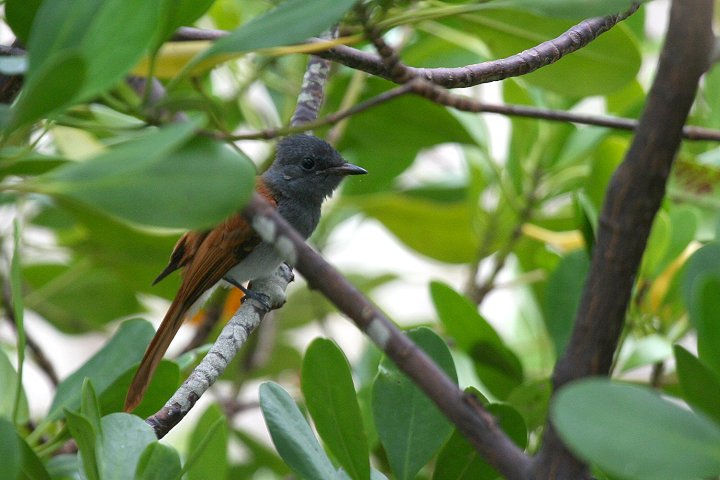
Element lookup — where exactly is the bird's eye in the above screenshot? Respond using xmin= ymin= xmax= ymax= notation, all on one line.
xmin=301 ymin=157 xmax=316 ymax=171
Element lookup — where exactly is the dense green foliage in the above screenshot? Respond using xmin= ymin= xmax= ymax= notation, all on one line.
xmin=1 ymin=1 xmax=720 ymax=479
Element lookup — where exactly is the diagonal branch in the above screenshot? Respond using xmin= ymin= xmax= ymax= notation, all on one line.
xmin=242 ymin=193 xmax=533 ymax=480
xmin=533 ymin=0 xmax=714 ymax=478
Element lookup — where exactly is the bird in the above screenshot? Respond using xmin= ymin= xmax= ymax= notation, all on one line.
xmin=124 ymin=134 xmax=367 ymax=412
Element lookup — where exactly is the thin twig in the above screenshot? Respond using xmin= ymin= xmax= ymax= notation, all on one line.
xmin=218 ymin=90 xmax=720 ymax=142
xmin=468 ymin=167 xmax=543 ymax=305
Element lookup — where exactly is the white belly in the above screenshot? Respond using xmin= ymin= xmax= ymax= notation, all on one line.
xmin=224 ymin=242 xmax=284 ymax=285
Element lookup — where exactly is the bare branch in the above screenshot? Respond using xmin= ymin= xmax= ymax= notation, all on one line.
xmin=533 ymin=0 xmax=714 ymax=477
xmin=222 ymin=87 xmax=720 ymax=142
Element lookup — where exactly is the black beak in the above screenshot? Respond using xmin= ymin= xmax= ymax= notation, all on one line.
xmin=327 ymin=162 xmax=368 ymax=176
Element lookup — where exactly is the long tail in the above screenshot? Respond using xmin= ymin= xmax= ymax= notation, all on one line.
xmin=124 ymin=299 xmax=187 ymax=412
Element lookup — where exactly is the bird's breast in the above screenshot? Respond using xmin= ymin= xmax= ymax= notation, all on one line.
xmin=224 ymin=242 xmax=284 ymax=285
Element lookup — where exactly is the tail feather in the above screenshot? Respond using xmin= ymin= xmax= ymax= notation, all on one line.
xmin=124 ymin=300 xmax=187 ymax=412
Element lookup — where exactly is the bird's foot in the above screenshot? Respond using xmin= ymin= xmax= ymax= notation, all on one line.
xmin=224 ymin=277 xmax=272 ymax=311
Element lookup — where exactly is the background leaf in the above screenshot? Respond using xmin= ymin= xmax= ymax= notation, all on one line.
xmin=431 ymin=282 xmax=523 ymax=399
xmin=372 ymin=327 xmax=458 ymax=480
xmin=48 ymin=319 xmax=155 ymax=421
xmin=186 ymin=404 xmax=228 ymax=480
xmin=189 ymin=0 xmax=356 ymax=72
xmin=260 ymin=382 xmax=337 ymax=480
xmin=98 ymin=413 xmax=157 ymax=480
xmin=357 ymin=194 xmax=478 ymax=263
xmin=433 ymin=401 xmax=527 ymax=480
xmin=302 ymin=338 xmax=370 ymax=480
xmin=675 ymin=345 xmax=720 ymax=425
xmin=0 ymin=418 xmax=21 ymax=480
xmin=30 ymin=122 xmax=256 ymax=229
xmin=136 ymin=443 xmax=182 ymax=480
xmin=544 ymin=250 xmax=589 ymax=359
xmin=553 ymin=379 xmax=720 ymax=480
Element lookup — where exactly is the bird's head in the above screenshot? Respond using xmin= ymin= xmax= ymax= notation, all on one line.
xmin=264 ymin=134 xmax=366 ymax=202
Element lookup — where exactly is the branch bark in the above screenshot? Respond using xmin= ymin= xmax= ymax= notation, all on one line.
xmin=533 ymin=1 xmax=714 ymax=478
xmin=146 ymin=266 xmax=293 ymax=438
xmin=175 ymin=5 xmax=639 ymax=88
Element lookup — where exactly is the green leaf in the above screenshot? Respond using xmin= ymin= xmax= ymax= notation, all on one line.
xmin=0 ymin=418 xmax=20 ymax=480
xmin=8 ymin=220 xmax=29 ymax=426
xmin=48 ymin=319 xmax=155 ymax=421
xmin=17 ymin=427 xmax=51 ymax=480
xmin=231 ymin=428 xmax=292 ymax=477
xmin=81 ymin=379 xmax=103 ymax=437
xmin=553 ymin=379 xmax=720 ymax=480
xmin=682 ymin=242 xmax=720 ymax=306
xmin=27 ymin=0 xmax=163 ymax=101
xmin=136 ymin=443 xmax=182 ymax=480
xmin=462 ymin=10 xmax=639 ymax=96
xmin=190 ymin=0 xmax=356 ymax=71
xmin=5 ymin=0 xmax=42 ymax=43
xmin=689 ymin=275 xmax=720 ymax=374
xmin=675 ymin=345 xmax=720 ymax=425
xmin=103 ymin=360 xmax=180 ymax=419
xmin=32 ymin=123 xmax=256 ymax=229
xmin=618 ymin=335 xmax=672 ymax=373
xmin=29 ymin=201 xmax=181 ymax=306
xmin=260 ymin=382 xmax=337 ymax=480
xmin=506 ymin=379 xmax=551 ymax=431
xmin=338 ymin=78 xmax=474 ymax=195
xmin=496 ymin=0 xmax=640 ymax=18
xmin=430 ymin=282 xmax=523 ymax=399
xmin=65 ymin=410 xmax=100 ymax=480
xmin=503 ymin=79 xmax=538 ymax=196
xmin=153 ymin=0 xmax=215 ymax=49
xmin=544 ymin=250 xmax=589 ymax=359
xmin=302 ymin=338 xmax=370 ymax=480
xmin=45 ymin=455 xmax=80 ymax=479
xmin=433 ymin=402 xmax=526 ymax=480
xmin=655 ymin=207 xmax=697 ymax=277
xmin=372 ymin=327 xmax=457 ymax=480
xmin=357 ymin=194 xmax=478 ymax=263
xmin=98 ymin=413 xmax=157 ymax=480
xmin=186 ymin=404 xmax=228 ymax=480
xmin=0 ymin=152 xmax=66 ymax=177
xmin=7 ymin=51 xmax=85 ymax=146
xmin=23 ymin=262 xmax=144 ymax=332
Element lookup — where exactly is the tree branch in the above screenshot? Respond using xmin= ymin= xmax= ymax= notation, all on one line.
xmin=175 ymin=5 xmax=639 ymax=88
xmin=533 ymin=1 xmax=714 ymax=478
xmin=222 ymin=86 xmax=720 ymax=142
xmin=146 ymin=266 xmax=293 ymax=438
xmin=242 ymin=193 xmax=533 ymax=480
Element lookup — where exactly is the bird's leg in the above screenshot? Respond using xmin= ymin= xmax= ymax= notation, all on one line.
xmin=223 ymin=276 xmax=272 ymax=311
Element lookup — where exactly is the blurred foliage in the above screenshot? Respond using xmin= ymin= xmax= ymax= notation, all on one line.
xmin=1 ymin=1 xmax=720 ymax=479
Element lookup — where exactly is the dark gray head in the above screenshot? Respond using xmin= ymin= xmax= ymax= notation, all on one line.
xmin=262 ymin=135 xmax=366 ymax=204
